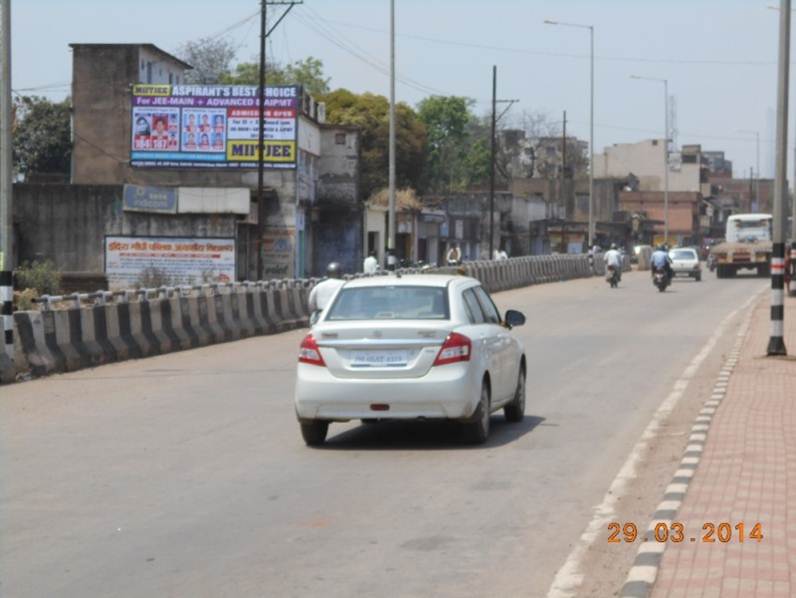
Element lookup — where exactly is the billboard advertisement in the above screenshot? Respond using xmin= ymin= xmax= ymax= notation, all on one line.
xmin=130 ymin=84 xmax=299 ymax=169
xmin=104 ymin=235 xmax=236 ymax=289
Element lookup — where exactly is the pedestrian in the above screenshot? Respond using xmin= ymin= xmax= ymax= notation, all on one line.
xmin=363 ymin=251 xmax=378 ymax=274
xmin=385 ymin=250 xmax=398 ymax=271
xmin=446 ymin=243 xmax=462 ymax=266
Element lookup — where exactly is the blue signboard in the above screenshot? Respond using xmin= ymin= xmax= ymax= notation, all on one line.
xmin=123 ymin=184 xmax=178 ymax=214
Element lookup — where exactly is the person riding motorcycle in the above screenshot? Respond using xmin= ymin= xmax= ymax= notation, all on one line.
xmin=308 ymin=262 xmax=346 ymax=324
xmin=650 ymin=244 xmax=673 ymax=282
xmin=604 ymin=243 xmax=623 ymax=282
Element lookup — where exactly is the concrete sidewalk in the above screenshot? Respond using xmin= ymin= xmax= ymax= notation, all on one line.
xmin=649 ymin=295 xmax=796 ymax=597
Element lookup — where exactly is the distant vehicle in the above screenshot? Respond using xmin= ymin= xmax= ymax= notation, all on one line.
xmin=294 ymin=275 xmax=527 ymax=446
xmin=653 ymin=268 xmax=670 ymax=292
xmin=669 ymin=247 xmax=702 ymax=281
xmin=709 ymin=214 xmax=772 ymax=278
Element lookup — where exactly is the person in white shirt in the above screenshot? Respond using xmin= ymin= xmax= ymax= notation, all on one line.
xmin=603 ymin=243 xmax=623 ymax=281
xmin=308 ymin=262 xmax=345 ymax=323
xmin=363 ymin=251 xmax=378 ymax=274
xmin=446 ymin=243 xmax=462 ymax=265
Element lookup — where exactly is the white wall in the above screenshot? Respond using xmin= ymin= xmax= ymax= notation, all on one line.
xmin=138 ymin=47 xmax=185 ymax=85
xmin=593 ymin=139 xmax=701 ymax=192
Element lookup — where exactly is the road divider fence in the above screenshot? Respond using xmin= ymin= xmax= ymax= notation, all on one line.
xmin=1 ymin=253 xmax=626 ymax=382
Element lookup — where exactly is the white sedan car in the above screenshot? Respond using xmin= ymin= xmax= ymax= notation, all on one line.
xmin=294 ymin=275 xmax=527 ymax=446
xmin=669 ymin=247 xmax=702 ymax=281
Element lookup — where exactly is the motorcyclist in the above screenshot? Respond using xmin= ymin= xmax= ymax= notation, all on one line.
xmin=308 ymin=262 xmax=346 ymax=323
xmin=604 ymin=243 xmax=623 ymax=282
xmin=650 ymin=244 xmax=673 ymax=282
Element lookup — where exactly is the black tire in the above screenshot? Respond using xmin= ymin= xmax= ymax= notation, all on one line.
xmin=361 ymin=418 xmax=379 ymax=424
xmin=695 ymin=272 xmax=702 ymax=282
xmin=504 ymin=367 xmax=526 ymax=423
xmin=300 ymin=420 xmax=329 ymax=446
xmin=464 ymin=382 xmax=491 ymax=444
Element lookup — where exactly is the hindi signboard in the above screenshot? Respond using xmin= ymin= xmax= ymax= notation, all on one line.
xmin=104 ymin=235 xmax=236 ymax=289
xmin=130 ymin=84 xmax=299 ymax=169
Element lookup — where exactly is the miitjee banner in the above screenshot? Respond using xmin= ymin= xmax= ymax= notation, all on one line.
xmin=130 ymin=84 xmax=299 ymax=169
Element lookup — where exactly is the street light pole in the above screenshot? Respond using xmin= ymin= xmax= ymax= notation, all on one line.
xmin=387 ymin=0 xmax=396 ymax=258
xmin=767 ymin=0 xmax=790 ymax=356
xmin=544 ymin=19 xmax=594 ymax=247
xmin=256 ymin=0 xmax=267 ymax=281
xmin=630 ymin=75 xmax=670 ymax=244
xmin=489 ymin=65 xmax=497 ymax=259
xmin=0 ymin=0 xmax=13 ymax=366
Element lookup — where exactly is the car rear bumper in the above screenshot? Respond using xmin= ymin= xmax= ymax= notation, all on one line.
xmin=294 ymin=362 xmax=481 ymax=421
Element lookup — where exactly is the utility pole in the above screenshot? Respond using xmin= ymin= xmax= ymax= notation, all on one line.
xmin=256 ymin=0 xmax=267 ymax=281
xmin=489 ymin=65 xmax=497 ymax=259
xmin=387 ymin=0 xmax=396 ymax=258
xmin=767 ymin=0 xmax=790 ymax=356
xmin=663 ymin=80 xmax=669 ymax=244
xmin=561 ymin=110 xmax=567 ymax=179
xmin=792 ymin=135 xmax=796 ymax=296
xmin=0 ymin=0 xmax=13 ymax=366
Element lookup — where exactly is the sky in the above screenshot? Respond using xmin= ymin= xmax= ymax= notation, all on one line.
xmin=12 ymin=0 xmax=795 ymax=179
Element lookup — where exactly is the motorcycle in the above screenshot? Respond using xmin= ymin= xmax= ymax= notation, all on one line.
xmin=652 ymin=267 xmax=670 ymax=292
xmin=606 ymin=265 xmax=620 ymax=288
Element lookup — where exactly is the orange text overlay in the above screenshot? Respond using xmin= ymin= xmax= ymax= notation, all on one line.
xmin=608 ymin=522 xmax=763 ymax=544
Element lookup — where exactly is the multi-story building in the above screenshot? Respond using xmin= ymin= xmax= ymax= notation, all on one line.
xmin=69 ymin=43 xmax=360 ymax=280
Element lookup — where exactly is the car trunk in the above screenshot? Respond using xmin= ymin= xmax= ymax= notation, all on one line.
xmin=314 ymin=321 xmax=452 ymax=379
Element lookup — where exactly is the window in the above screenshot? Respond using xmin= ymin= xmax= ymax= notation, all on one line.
xmin=168 ymin=73 xmax=173 ymax=84
xmin=463 ymin=289 xmax=485 ymax=324
xmin=473 ymin=286 xmax=500 ymax=324
xmin=326 ymin=286 xmax=450 ymax=321
xmin=335 ymin=132 xmax=346 ymax=145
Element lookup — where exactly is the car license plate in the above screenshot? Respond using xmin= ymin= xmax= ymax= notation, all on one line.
xmin=350 ymin=350 xmax=410 ymax=367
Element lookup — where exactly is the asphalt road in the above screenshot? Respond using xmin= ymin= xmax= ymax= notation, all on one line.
xmin=0 ymin=270 xmax=766 ymax=598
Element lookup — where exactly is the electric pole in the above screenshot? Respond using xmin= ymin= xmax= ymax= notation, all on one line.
xmin=256 ymin=0 xmax=267 ymax=281
xmin=387 ymin=0 xmax=396 ymax=259
xmin=561 ymin=110 xmax=567 ymax=180
xmin=489 ymin=65 xmax=497 ymax=259
xmin=767 ymin=0 xmax=790 ymax=356
xmin=0 ymin=0 xmax=13 ymax=367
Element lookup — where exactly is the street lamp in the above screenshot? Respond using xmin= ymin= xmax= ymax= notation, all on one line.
xmin=737 ymin=129 xmax=761 ymax=212
xmin=544 ymin=19 xmax=595 ymax=248
xmin=630 ymin=75 xmax=670 ymax=244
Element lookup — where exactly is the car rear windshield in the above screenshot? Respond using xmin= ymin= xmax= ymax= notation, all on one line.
xmin=670 ymin=250 xmax=696 ymax=260
xmin=326 ymin=285 xmax=450 ymax=321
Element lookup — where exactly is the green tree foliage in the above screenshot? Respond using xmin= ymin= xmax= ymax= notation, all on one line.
xmin=177 ymin=37 xmax=237 ymax=84
xmin=221 ymin=57 xmax=331 ymax=96
xmin=417 ymin=96 xmax=493 ymax=192
xmin=321 ymin=89 xmax=427 ymax=200
xmin=12 ymin=95 xmax=72 ymax=178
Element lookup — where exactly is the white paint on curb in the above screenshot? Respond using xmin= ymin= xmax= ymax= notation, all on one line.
xmin=545 ymin=291 xmax=758 ymax=598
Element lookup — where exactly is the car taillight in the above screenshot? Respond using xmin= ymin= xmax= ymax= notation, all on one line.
xmin=298 ymin=334 xmax=326 ymax=366
xmin=433 ymin=332 xmax=472 ymax=366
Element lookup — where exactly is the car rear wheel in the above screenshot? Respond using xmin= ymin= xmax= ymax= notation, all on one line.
xmin=504 ymin=368 xmax=526 ymax=423
xmin=694 ymin=272 xmax=702 ymax=282
xmin=300 ymin=420 xmax=329 ymax=446
xmin=464 ymin=382 xmax=490 ymax=444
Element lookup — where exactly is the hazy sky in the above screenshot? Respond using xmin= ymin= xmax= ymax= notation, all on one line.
xmin=12 ymin=0 xmax=793 ymax=178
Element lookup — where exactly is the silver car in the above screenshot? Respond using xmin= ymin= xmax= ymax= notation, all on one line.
xmin=669 ymin=247 xmax=702 ymax=281
xmin=294 ymin=275 xmax=527 ymax=446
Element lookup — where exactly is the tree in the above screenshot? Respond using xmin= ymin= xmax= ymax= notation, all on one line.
xmin=222 ymin=57 xmax=331 ymax=96
xmin=417 ymin=96 xmax=472 ymax=192
xmin=12 ymin=95 xmax=72 ymax=178
xmin=177 ymin=37 xmax=237 ymax=84
xmin=321 ymin=89 xmax=426 ymax=200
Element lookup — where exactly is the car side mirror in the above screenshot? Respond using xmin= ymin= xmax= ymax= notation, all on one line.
xmin=504 ymin=309 xmax=526 ymax=328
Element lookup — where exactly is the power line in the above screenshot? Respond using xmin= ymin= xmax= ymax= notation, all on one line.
xmin=294 ymin=7 xmax=449 ymax=97
xmin=312 ymin=15 xmax=775 ymax=68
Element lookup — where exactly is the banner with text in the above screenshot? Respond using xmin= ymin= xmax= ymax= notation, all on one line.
xmin=130 ymin=84 xmax=299 ymax=169
xmin=104 ymin=235 xmax=236 ymax=289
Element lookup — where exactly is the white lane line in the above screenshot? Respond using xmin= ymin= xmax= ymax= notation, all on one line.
xmin=544 ymin=292 xmax=754 ymax=598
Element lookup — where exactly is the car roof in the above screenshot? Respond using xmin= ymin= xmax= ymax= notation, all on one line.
xmin=341 ymin=274 xmax=478 ymax=289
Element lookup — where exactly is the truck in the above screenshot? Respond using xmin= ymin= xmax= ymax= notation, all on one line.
xmin=709 ymin=213 xmax=772 ymax=278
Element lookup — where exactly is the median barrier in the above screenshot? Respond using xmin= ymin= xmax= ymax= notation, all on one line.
xmin=1 ymin=253 xmax=609 ymax=383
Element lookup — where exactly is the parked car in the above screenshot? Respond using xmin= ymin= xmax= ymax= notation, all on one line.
xmin=294 ymin=275 xmax=527 ymax=446
xmin=669 ymin=247 xmax=702 ymax=281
